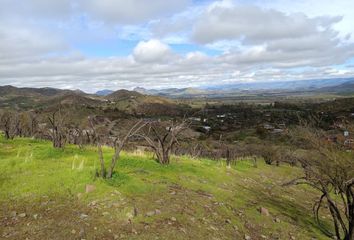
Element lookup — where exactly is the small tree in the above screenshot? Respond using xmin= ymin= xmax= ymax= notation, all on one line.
xmin=89 ymin=116 xmax=145 ymax=179
xmin=285 ymin=125 xmax=354 ymax=240
xmin=138 ymin=120 xmax=188 ymax=165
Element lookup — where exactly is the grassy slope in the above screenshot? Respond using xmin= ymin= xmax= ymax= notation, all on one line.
xmin=0 ymin=136 xmax=332 ymax=240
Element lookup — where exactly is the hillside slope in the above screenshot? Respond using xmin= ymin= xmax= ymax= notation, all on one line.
xmin=0 ymin=136 xmax=331 ymax=240
xmin=105 ymin=90 xmax=185 ymax=116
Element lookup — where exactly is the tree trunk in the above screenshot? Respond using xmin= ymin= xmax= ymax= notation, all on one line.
xmin=97 ymin=144 xmax=106 ymax=178
xmin=4 ymin=130 xmax=10 ymax=140
xmin=162 ymin=150 xmax=170 ymax=165
xmin=106 ymin=145 xmax=122 ymax=179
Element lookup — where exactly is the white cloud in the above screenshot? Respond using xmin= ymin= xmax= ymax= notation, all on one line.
xmin=192 ymin=3 xmax=341 ymax=45
xmin=260 ymin=0 xmax=354 ymax=42
xmin=0 ymin=0 xmax=353 ymax=92
xmin=82 ymin=0 xmax=191 ymax=24
xmin=0 ymin=22 xmax=68 ymax=63
xmin=132 ymin=39 xmax=174 ymax=63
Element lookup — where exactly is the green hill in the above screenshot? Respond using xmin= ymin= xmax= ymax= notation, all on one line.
xmin=105 ymin=90 xmax=185 ymax=116
xmin=0 ymin=136 xmax=331 ymax=239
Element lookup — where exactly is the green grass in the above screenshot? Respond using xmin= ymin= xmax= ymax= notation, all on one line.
xmin=0 ymin=136 xmax=332 ymax=239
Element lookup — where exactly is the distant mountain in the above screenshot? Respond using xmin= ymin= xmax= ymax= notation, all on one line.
xmin=316 ymin=81 xmax=354 ymax=94
xmin=204 ymin=78 xmax=354 ymax=91
xmin=133 ymin=87 xmax=153 ymax=95
xmin=130 ymin=77 xmax=354 ymax=98
xmin=95 ymin=89 xmax=114 ymax=96
xmin=133 ymin=87 xmax=210 ymax=98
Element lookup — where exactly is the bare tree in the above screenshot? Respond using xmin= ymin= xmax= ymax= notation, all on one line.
xmin=285 ymin=125 xmax=354 ymax=240
xmin=0 ymin=111 xmax=16 ymax=140
xmin=47 ymin=109 xmax=67 ymax=148
xmin=68 ymin=127 xmax=84 ymax=149
xmin=28 ymin=111 xmax=38 ymax=137
xmin=138 ymin=120 xmax=188 ymax=165
xmin=89 ymin=116 xmax=146 ymax=179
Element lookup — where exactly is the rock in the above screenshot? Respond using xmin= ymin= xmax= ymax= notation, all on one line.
xmin=18 ymin=213 xmax=26 ymax=218
xmin=33 ymin=214 xmax=38 ymax=220
xmin=146 ymin=211 xmax=156 ymax=217
xmin=225 ymin=219 xmax=231 ymax=224
xmin=290 ymin=236 xmax=296 ymax=240
xmin=244 ymin=235 xmax=251 ymax=240
xmin=209 ymin=226 xmax=218 ymax=231
xmin=79 ymin=228 xmax=86 ymax=238
xmin=114 ymin=234 xmax=119 ymax=240
xmin=274 ymin=217 xmax=281 ymax=223
xmin=102 ymin=212 xmax=110 ymax=216
xmin=85 ymin=184 xmax=96 ymax=193
xmin=171 ymin=217 xmax=177 ymax=222
xmin=260 ymin=235 xmax=267 ymax=239
xmin=80 ymin=214 xmax=89 ymax=219
xmin=259 ymin=207 xmax=270 ymax=216
xmin=146 ymin=209 xmax=161 ymax=217
xmin=71 ymin=229 xmax=76 ymax=234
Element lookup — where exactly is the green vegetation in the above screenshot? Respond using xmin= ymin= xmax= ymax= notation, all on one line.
xmin=0 ymin=136 xmax=333 ymax=239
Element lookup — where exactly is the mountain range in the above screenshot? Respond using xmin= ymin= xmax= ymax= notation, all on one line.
xmin=125 ymin=77 xmax=354 ymax=98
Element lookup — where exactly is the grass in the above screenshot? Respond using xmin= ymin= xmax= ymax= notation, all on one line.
xmin=0 ymin=135 xmax=332 ymax=239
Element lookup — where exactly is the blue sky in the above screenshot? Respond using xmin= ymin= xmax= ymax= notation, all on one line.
xmin=0 ymin=0 xmax=354 ymax=92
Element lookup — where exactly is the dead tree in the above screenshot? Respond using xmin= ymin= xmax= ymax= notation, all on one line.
xmin=89 ymin=116 xmax=146 ymax=179
xmin=0 ymin=111 xmax=16 ymax=140
xmin=28 ymin=111 xmax=38 ymax=137
xmin=285 ymin=125 xmax=354 ymax=240
xmin=138 ymin=120 xmax=187 ymax=165
xmin=47 ymin=109 xmax=67 ymax=148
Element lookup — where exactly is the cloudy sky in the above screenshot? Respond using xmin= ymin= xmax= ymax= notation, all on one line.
xmin=0 ymin=0 xmax=354 ymax=92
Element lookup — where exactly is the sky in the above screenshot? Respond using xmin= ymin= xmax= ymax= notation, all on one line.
xmin=0 ymin=0 xmax=354 ymax=93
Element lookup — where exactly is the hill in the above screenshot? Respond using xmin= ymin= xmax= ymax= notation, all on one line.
xmin=0 ymin=85 xmax=85 ymax=98
xmin=44 ymin=93 xmax=104 ymax=108
xmin=0 ymin=85 xmax=93 ymax=110
xmin=105 ymin=90 xmax=184 ymax=116
xmin=0 ymin=136 xmax=331 ymax=240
